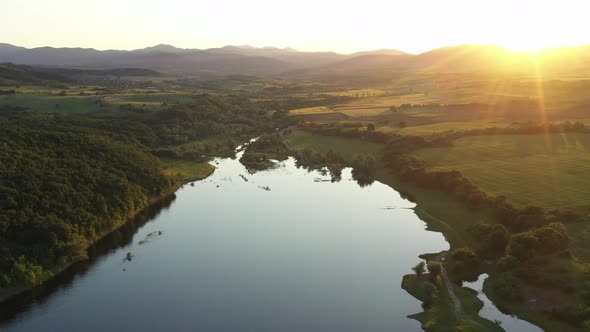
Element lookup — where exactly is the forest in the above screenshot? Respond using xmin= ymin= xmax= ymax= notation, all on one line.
xmin=0 ymin=91 xmax=293 ymax=291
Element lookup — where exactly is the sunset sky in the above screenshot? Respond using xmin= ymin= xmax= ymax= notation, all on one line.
xmin=2 ymin=0 xmax=588 ymax=54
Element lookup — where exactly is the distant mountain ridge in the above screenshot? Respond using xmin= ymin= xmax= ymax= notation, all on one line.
xmin=0 ymin=42 xmax=588 ymax=78
xmin=0 ymin=42 xmax=409 ymax=76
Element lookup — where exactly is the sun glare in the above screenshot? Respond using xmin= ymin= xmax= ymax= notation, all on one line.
xmin=502 ymin=42 xmax=548 ymax=53
xmin=499 ymin=37 xmax=569 ymax=53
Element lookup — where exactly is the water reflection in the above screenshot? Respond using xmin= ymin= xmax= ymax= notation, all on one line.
xmin=1 ymin=151 xmax=448 ymax=332
xmin=463 ymin=274 xmax=543 ymax=332
xmin=0 ymin=195 xmax=176 ymax=323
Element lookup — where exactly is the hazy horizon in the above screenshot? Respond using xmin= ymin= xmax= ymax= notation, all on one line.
xmin=3 ymin=41 xmax=590 ymax=57
xmin=2 ymin=0 xmax=588 ymax=54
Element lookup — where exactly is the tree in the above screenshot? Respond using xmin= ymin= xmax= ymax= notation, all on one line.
xmin=488 ymin=272 xmax=522 ymax=300
xmin=412 ymin=261 xmax=426 ymax=277
xmin=351 ymin=154 xmax=377 ymax=184
xmin=508 ymin=232 xmax=539 ymax=261
xmin=427 ymin=261 xmax=442 ymax=277
xmin=497 ymin=255 xmax=519 ymax=272
xmin=469 ymin=223 xmax=509 ymax=257
xmin=367 ymin=123 xmax=375 ymax=132
xmin=450 ymin=247 xmax=480 ymax=281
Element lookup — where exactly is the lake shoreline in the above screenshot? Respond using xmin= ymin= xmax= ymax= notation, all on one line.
xmin=0 ymin=165 xmax=216 ymax=305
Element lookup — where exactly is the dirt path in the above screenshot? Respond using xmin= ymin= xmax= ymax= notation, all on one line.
xmin=441 ymin=264 xmax=463 ymax=318
xmin=420 ymin=208 xmax=465 ymax=319
xmin=421 ymin=209 xmax=490 ymax=330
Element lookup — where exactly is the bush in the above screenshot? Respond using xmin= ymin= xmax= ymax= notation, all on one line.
xmin=489 ymin=272 xmax=522 ymax=301
xmin=412 ymin=261 xmax=426 ymax=277
xmin=427 ymin=261 xmax=442 ymax=277
xmin=507 ymin=222 xmax=571 ymax=261
xmin=351 ymin=154 xmax=376 ymax=185
xmin=450 ymin=247 xmax=480 ymax=281
xmin=508 ymin=232 xmax=539 ymax=261
xmin=469 ymin=223 xmax=509 ymax=257
xmin=497 ymin=255 xmax=520 ymax=272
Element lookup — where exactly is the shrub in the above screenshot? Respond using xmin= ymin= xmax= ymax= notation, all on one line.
xmin=469 ymin=223 xmax=509 ymax=257
xmin=412 ymin=261 xmax=426 ymax=277
xmin=497 ymin=255 xmax=520 ymax=272
xmin=489 ymin=272 xmax=522 ymax=301
xmin=427 ymin=261 xmax=442 ymax=277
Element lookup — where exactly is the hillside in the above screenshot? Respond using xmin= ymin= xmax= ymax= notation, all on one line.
xmin=286 ymin=44 xmax=590 ymax=83
xmin=1 ymin=43 xmax=589 ymax=80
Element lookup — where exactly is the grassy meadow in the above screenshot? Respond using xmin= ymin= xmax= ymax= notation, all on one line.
xmin=415 ymin=133 xmax=590 ymax=212
xmin=0 ymin=93 xmax=105 ymax=113
xmin=0 ymin=90 xmax=201 ymax=113
xmin=285 ymin=128 xmax=384 ymax=159
xmin=162 ymin=159 xmax=216 ymax=183
xmin=285 ymin=130 xmax=493 ymax=249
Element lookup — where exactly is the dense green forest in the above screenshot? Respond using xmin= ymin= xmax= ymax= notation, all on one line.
xmin=0 ymin=91 xmax=293 ymax=291
xmin=0 ymin=116 xmax=173 ymax=287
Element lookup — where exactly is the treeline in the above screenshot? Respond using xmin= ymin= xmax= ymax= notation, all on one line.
xmin=0 ymin=93 xmax=292 ymax=291
xmin=238 ymin=133 xmax=377 ymax=185
xmin=382 ymin=133 xmax=588 ymax=326
xmin=251 ymin=94 xmax=353 ymax=112
xmin=0 ymin=63 xmax=74 ymax=85
xmin=116 ymin=94 xmax=275 ymax=146
xmin=383 ymin=134 xmax=583 ymax=229
xmin=239 ymin=134 xmax=292 ymax=171
xmin=0 ymin=116 xmax=173 ymax=288
xmin=306 ymin=120 xmax=590 ymax=145
xmin=292 ymin=148 xmax=376 ymax=186
xmin=439 ymin=120 xmax=590 ymax=138
xmin=302 ymin=121 xmax=588 ymax=229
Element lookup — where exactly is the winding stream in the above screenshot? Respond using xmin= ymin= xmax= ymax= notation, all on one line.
xmin=463 ymin=274 xmax=543 ymax=332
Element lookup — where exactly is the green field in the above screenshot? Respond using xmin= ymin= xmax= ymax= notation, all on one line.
xmin=285 ymin=129 xmax=384 ymax=158
xmin=162 ymin=160 xmax=216 ymax=183
xmin=0 ymin=93 xmax=104 ymax=113
xmin=0 ymin=91 xmax=202 ymax=113
xmin=111 ymin=93 xmax=196 ymax=105
xmin=415 ymin=133 xmax=590 ymax=212
xmin=286 ymin=130 xmax=493 ymax=249
xmin=396 ymin=121 xmax=511 ymax=136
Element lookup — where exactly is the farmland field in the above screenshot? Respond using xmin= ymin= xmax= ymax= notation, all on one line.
xmin=0 ymin=93 xmax=104 ymax=113
xmin=285 ymin=129 xmax=384 ymax=159
xmin=0 ymin=91 xmax=201 ymax=113
xmin=396 ymin=120 xmax=513 ymax=135
xmin=415 ymin=133 xmax=590 ymax=211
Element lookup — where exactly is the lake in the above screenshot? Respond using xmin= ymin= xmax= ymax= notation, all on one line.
xmin=0 ymin=149 xmax=450 ymax=331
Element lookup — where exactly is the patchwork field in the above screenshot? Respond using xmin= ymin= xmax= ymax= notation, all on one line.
xmin=396 ymin=120 xmax=513 ymax=136
xmin=0 ymin=93 xmax=104 ymax=113
xmin=415 ymin=133 xmax=590 ymax=211
xmin=0 ymin=91 xmax=199 ymax=113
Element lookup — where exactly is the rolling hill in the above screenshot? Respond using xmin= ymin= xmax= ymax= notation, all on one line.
xmin=0 ymin=43 xmax=589 ymax=79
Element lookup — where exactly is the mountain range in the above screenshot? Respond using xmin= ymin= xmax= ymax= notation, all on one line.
xmin=0 ymin=43 xmax=589 ymax=79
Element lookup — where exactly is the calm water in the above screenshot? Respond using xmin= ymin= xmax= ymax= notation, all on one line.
xmin=463 ymin=274 xmax=543 ymax=332
xmin=1 ymin=151 xmax=450 ymax=332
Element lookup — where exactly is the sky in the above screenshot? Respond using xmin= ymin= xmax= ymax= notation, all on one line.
xmin=2 ymin=0 xmax=588 ymax=54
